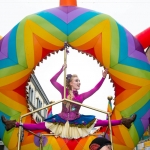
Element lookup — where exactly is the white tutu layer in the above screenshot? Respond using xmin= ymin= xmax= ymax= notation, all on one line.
xmin=45 ymin=120 xmax=99 ymax=139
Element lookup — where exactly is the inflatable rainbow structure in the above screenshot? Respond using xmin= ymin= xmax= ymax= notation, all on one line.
xmin=0 ymin=0 xmax=150 ymax=149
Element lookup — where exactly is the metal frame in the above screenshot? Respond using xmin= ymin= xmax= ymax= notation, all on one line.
xmin=17 ymin=43 xmax=113 ymax=150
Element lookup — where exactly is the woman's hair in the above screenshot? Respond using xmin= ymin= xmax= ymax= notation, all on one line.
xmin=66 ymin=74 xmax=78 ymax=90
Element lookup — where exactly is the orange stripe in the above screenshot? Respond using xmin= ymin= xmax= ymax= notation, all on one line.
xmin=111 ymin=74 xmax=140 ymax=89
xmin=94 ymin=33 xmax=103 ymax=64
xmin=1 ymin=90 xmax=26 ymax=106
xmin=115 ymin=89 xmax=139 ymax=105
xmin=111 ymin=109 xmax=126 ymax=145
xmin=75 ymin=34 xmax=102 ymax=50
xmin=33 ymin=35 xmax=43 ymax=66
xmin=56 ymin=138 xmax=69 ymax=150
xmin=75 ymin=137 xmax=89 ymax=150
xmin=34 ymin=34 xmax=62 ymax=50
xmin=0 ymin=73 xmax=30 ymax=90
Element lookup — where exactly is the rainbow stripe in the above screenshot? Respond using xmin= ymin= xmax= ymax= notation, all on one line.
xmin=0 ymin=6 xmax=150 ymax=150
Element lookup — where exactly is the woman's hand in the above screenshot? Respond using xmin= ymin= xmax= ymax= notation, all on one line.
xmin=102 ymin=68 xmax=108 ymax=78
xmin=62 ymin=64 xmax=67 ymax=71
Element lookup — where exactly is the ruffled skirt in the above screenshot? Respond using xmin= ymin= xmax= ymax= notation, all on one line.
xmin=44 ymin=114 xmax=98 ymax=139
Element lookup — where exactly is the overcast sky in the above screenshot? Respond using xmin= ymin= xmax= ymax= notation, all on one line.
xmin=0 ymin=0 xmax=149 ymax=119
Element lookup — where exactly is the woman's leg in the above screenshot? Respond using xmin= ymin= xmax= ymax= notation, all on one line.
xmin=95 ymin=114 xmax=136 ymax=129
xmin=16 ymin=122 xmax=50 ymax=132
xmin=94 ymin=119 xmax=121 ymax=127
xmin=1 ymin=116 xmax=50 ymax=132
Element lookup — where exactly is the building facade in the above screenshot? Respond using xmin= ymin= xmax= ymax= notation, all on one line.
xmin=26 ymin=74 xmax=51 ymax=122
xmin=136 ymin=125 xmax=150 ymax=150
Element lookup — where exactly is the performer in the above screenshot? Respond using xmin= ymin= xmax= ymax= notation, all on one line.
xmin=1 ymin=65 xmax=136 ymax=139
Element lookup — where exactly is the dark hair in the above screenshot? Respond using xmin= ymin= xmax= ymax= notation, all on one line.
xmin=89 ymin=137 xmax=111 ymax=150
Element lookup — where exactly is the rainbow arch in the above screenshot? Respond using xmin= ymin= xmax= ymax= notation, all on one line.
xmin=0 ymin=1 xmax=150 ymax=150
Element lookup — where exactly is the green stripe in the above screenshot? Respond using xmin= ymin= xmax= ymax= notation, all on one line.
xmin=0 ymin=102 xmax=20 ymax=116
xmin=109 ymin=17 xmax=120 ymax=67
xmin=16 ymin=19 xmax=28 ymax=68
xmin=68 ymin=14 xmax=110 ymax=42
xmin=25 ymin=14 xmax=67 ymax=41
xmin=129 ymin=125 xmax=139 ymax=146
xmin=0 ymin=65 xmax=26 ymax=78
xmin=112 ymin=64 xmax=150 ymax=79
xmin=3 ymin=113 xmax=20 ymax=147
xmin=16 ymin=14 xmax=67 ymax=68
xmin=121 ymin=91 xmax=149 ymax=116
xmin=0 ymin=103 xmax=21 ymax=146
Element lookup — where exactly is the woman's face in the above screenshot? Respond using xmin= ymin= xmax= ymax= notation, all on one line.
xmin=70 ymin=77 xmax=80 ymax=91
xmin=100 ymin=145 xmax=112 ymax=150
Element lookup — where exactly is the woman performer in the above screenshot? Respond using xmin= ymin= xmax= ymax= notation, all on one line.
xmin=1 ymin=65 xmax=136 ymax=139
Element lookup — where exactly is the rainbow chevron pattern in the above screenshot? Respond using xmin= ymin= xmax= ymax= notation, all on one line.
xmin=0 ymin=5 xmax=150 ymax=150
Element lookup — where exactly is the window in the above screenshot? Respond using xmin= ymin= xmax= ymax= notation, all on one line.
xmin=29 ymin=86 xmax=34 ymax=103
xmin=29 ymin=86 xmax=32 ymax=102
xmin=31 ymin=89 xmax=34 ymax=103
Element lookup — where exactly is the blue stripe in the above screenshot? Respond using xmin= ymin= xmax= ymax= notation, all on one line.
xmin=134 ymin=101 xmax=150 ymax=138
xmin=8 ymin=24 xmax=18 ymax=64
xmin=0 ymin=112 xmax=10 ymax=139
xmin=118 ymin=23 xmax=128 ymax=62
xmin=0 ymin=24 xmax=19 ymax=69
xmin=0 ymin=59 xmax=17 ymax=69
xmin=37 ymin=11 xmax=67 ymax=34
xmin=117 ymin=23 xmax=150 ymax=72
xmin=120 ymin=57 xmax=150 ymax=72
xmin=68 ymin=11 xmax=100 ymax=35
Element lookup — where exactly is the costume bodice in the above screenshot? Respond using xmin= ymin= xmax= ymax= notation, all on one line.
xmin=59 ymin=91 xmax=81 ymax=120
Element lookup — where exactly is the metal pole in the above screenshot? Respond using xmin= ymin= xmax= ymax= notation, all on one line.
xmin=108 ymin=114 xmax=113 ymax=150
xmin=21 ymin=98 xmax=109 ymax=119
xmin=21 ymin=99 xmax=64 ymax=118
xmin=64 ymin=42 xmax=67 ymax=99
xmin=39 ymin=134 xmax=43 ymax=150
xmin=17 ymin=118 xmax=22 ymax=150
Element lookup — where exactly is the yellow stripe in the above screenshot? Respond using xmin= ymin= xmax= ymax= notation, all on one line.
xmin=102 ymin=21 xmax=111 ymax=67
xmin=24 ymin=21 xmax=35 ymax=69
xmin=27 ymin=20 xmax=64 ymax=47
xmin=109 ymin=68 xmax=150 ymax=86
xmin=0 ymin=68 xmax=31 ymax=87
xmin=113 ymin=143 xmax=133 ymax=150
xmin=82 ymin=136 xmax=96 ymax=149
xmin=0 ymin=93 xmax=27 ymax=112
xmin=48 ymin=136 xmax=61 ymax=149
xmin=24 ymin=20 xmax=64 ymax=68
xmin=18 ymin=143 xmax=37 ymax=150
xmin=112 ymin=109 xmax=135 ymax=148
xmin=70 ymin=20 xmax=109 ymax=46
xmin=116 ymin=85 xmax=150 ymax=111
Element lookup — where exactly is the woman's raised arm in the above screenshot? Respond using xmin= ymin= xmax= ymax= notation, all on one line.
xmin=50 ymin=65 xmax=67 ymax=95
xmin=79 ymin=69 xmax=108 ymax=102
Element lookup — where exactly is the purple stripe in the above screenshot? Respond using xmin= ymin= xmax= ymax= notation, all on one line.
xmin=141 ymin=110 xmax=150 ymax=131
xmin=46 ymin=8 xmax=67 ymax=23
xmin=46 ymin=7 xmax=90 ymax=23
xmin=0 ymin=52 xmax=7 ymax=60
xmin=58 ymin=6 xmax=68 ymax=13
xmin=126 ymin=30 xmax=148 ymax=63
xmin=58 ymin=6 xmax=78 ymax=13
xmin=68 ymin=7 xmax=90 ymax=23
xmin=0 ymin=32 xmax=10 ymax=60
xmin=134 ymin=37 xmax=144 ymax=53
xmin=0 ymin=38 xmax=2 ymax=51
xmin=67 ymin=6 xmax=78 ymax=13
